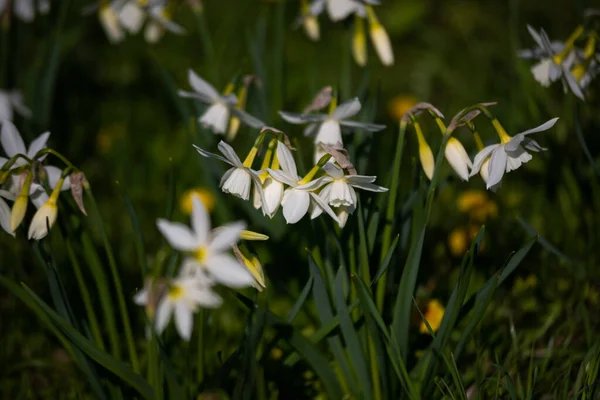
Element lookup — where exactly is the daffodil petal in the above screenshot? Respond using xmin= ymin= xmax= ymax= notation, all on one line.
xmin=157 ymin=219 xmax=200 ymax=251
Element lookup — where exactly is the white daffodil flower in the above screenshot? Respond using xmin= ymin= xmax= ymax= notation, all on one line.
xmin=524 ymin=25 xmax=584 ymax=99
xmin=0 ymin=90 xmax=32 ymax=122
xmin=0 ymin=121 xmax=70 ymax=207
xmin=266 ymin=141 xmax=340 ymax=224
xmin=445 ymin=137 xmax=473 ymax=181
xmin=134 ymin=267 xmax=221 ymax=341
xmin=118 ymin=0 xmax=185 ymax=43
xmin=194 ymin=141 xmax=270 ymax=214
xmin=179 ymin=70 xmax=264 ymax=134
xmin=0 ymin=0 xmax=49 ymax=23
xmin=305 ymin=162 xmax=387 ymax=227
xmin=252 ymin=171 xmax=284 ymax=217
xmin=470 ymin=118 xmax=558 ymax=190
xmin=280 ymin=97 xmax=385 ymax=162
xmin=157 ymin=196 xmax=255 ymax=289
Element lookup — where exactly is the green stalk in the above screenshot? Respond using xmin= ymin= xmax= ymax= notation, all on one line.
xmin=85 ymin=186 xmax=140 ymax=373
xmin=65 ymin=238 xmax=106 ymax=351
xmin=376 ymin=121 xmax=407 ymax=310
xmin=194 ymin=7 xmax=216 ymax=82
xmin=81 ymin=231 xmax=121 ymax=360
xmin=391 ymin=126 xmax=452 ymax=358
xmin=196 ymin=309 xmax=205 ymax=383
xmin=147 ymin=331 xmax=161 ymax=399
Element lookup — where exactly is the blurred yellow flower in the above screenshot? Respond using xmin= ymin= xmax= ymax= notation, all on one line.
xmin=419 ymin=299 xmax=445 ymax=334
xmin=180 ymin=188 xmax=215 ymax=214
xmin=448 ymin=228 xmax=467 ymax=256
xmin=513 ymin=274 xmax=537 ymax=294
xmin=96 ymin=123 xmax=125 ymax=153
xmin=388 ymin=95 xmax=418 ymax=121
xmin=270 ymin=347 xmax=283 ymax=360
xmin=457 ymin=190 xmax=498 ymax=221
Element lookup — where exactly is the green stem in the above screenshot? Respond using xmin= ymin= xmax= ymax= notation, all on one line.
xmin=574 ymin=103 xmax=600 ymax=176
xmin=196 ymin=309 xmax=205 ymax=383
xmin=81 ymin=231 xmax=121 ymax=360
xmin=65 ymin=238 xmax=106 ymax=351
xmin=195 ymin=8 xmax=216 ymax=83
xmin=148 ymin=331 xmax=161 ymax=399
xmin=85 ymin=186 xmax=140 ymax=373
xmin=34 ymin=148 xmax=76 ymax=170
xmin=376 ymin=121 xmax=406 ymax=310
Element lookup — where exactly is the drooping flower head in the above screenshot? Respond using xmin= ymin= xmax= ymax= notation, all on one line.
xmin=179 ymin=70 xmax=264 ymax=135
xmin=470 ymin=117 xmax=558 ymax=191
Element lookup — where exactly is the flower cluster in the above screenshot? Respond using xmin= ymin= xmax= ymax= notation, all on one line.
xmin=134 ymin=196 xmax=264 ymax=340
xmin=97 ymin=0 xmax=184 ymax=44
xmin=195 ymin=127 xmax=388 ymax=228
xmin=520 ymin=21 xmax=600 ymax=100
xmin=405 ymin=103 xmax=558 ymax=192
xmin=0 ymin=121 xmax=85 ymax=239
xmin=296 ymin=0 xmax=394 ymax=66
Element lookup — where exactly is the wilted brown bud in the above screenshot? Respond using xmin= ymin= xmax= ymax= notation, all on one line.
xmin=303 ymin=86 xmax=333 ymax=114
xmin=70 ymin=172 xmax=89 ymax=216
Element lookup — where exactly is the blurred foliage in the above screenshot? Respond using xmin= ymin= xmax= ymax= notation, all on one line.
xmin=1 ymin=0 xmax=600 ymax=398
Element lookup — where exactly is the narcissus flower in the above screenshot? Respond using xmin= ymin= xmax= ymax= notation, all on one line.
xmin=280 ymin=97 xmax=385 ymax=162
xmin=470 ymin=118 xmax=558 ymax=190
xmin=134 ymin=268 xmax=221 ymax=341
xmin=267 ymin=142 xmax=339 ymax=224
xmin=179 ymin=70 xmax=264 ymax=134
xmin=194 ymin=141 xmax=268 ymax=211
xmin=305 ymin=162 xmax=387 ymax=227
xmin=28 ymin=176 xmax=66 ymax=240
xmin=0 ymin=121 xmax=70 ymax=206
xmin=444 ymin=137 xmax=472 ymax=182
xmin=366 ymin=5 xmax=394 ymax=66
xmin=522 ymin=25 xmax=584 ymax=99
xmin=157 ymin=196 xmax=254 ymax=288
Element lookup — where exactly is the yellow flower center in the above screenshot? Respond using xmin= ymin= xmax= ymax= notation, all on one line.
xmin=168 ymin=285 xmax=184 ymax=300
xmin=194 ymin=246 xmax=208 ymax=263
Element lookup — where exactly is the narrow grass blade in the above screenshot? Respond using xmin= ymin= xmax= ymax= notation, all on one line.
xmin=20 ymin=283 xmax=155 ymax=400
xmin=0 ymin=276 xmax=108 ymax=400
xmin=287 ymin=276 xmax=314 ymax=323
xmin=372 ymin=234 xmax=399 ymax=285
xmin=334 ymin=269 xmax=373 ymax=398
xmin=235 ymin=292 xmax=343 ymax=399
xmin=116 ymin=182 xmax=148 ymax=277
xmin=308 ymin=252 xmax=357 ymax=393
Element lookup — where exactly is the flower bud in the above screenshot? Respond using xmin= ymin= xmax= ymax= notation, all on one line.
xmin=352 ymin=16 xmax=367 ymax=67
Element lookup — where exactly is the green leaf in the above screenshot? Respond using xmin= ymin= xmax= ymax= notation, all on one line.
xmin=20 ymin=283 xmax=156 ymax=400
xmin=287 ymin=276 xmax=314 ymax=323
xmin=0 ymin=276 xmax=108 ymax=400
xmin=334 ymin=269 xmax=373 ymax=398
xmin=353 ymin=275 xmax=418 ymax=399
xmin=308 ymin=252 xmax=357 ymax=394
xmin=235 ymin=292 xmax=343 ymax=399
xmin=372 ymin=234 xmax=400 ymax=286
xmin=116 ymin=182 xmax=148 ymax=278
